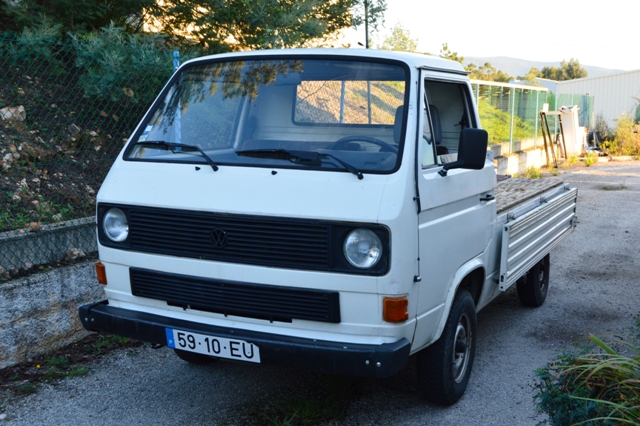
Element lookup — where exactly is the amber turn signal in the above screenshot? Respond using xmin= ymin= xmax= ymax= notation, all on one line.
xmin=383 ymin=297 xmax=408 ymax=323
xmin=95 ymin=262 xmax=107 ymax=285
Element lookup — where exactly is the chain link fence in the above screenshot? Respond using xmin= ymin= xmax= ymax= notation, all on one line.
xmin=0 ymin=38 xmax=597 ymax=281
xmin=471 ymin=81 xmax=594 ymax=153
xmin=0 ymin=34 xmax=176 ymax=280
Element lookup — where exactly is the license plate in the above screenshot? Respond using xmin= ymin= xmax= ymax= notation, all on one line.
xmin=165 ymin=328 xmax=260 ymax=363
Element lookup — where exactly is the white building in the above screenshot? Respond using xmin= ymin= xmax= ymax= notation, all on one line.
xmin=556 ymin=70 xmax=640 ymax=127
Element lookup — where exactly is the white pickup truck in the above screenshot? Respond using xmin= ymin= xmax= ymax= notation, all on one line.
xmin=80 ymin=49 xmax=577 ymax=405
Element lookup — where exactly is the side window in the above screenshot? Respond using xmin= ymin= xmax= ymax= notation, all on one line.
xmin=423 ymin=79 xmax=474 ymax=167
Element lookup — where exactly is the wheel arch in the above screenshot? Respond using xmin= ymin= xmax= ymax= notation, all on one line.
xmin=431 ymin=258 xmax=485 ymax=345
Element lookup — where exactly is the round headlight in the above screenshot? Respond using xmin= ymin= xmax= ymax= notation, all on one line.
xmin=343 ymin=228 xmax=383 ymax=269
xmin=103 ymin=208 xmax=129 ymax=242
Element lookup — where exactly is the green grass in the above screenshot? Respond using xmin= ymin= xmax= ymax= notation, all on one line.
xmin=584 ymin=151 xmax=598 ymax=167
xmin=251 ymin=375 xmax=357 ymax=425
xmin=519 ymin=166 xmax=541 ymax=179
xmin=535 ymin=321 xmax=640 ymax=425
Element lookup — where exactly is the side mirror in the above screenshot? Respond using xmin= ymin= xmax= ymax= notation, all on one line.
xmin=438 ymin=128 xmax=489 ymax=177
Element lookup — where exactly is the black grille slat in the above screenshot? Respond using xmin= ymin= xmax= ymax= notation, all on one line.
xmin=126 ymin=207 xmax=330 ymax=269
xmin=130 ymin=269 xmax=340 ymax=323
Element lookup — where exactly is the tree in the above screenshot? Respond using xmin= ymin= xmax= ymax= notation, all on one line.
xmin=518 ymin=66 xmax=542 ymax=86
xmin=1 ymin=0 xmax=154 ymax=33
xmin=467 ymin=62 xmax=511 ymax=82
xmin=350 ymin=0 xmax=386 ymax=48
xmin=439 ymin=43 xmax=463 ymax=63
xmin=379 ymin=22 xmax=417 ymax=52
xmin=2 ymin=0 xmax=376 ymax=54
xmin=541 ymin=58 xmax=587 ymax=81
xmin=148 ymin=0 xmax=361 ymax=52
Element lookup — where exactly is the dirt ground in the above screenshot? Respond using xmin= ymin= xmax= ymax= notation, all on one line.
xmin=1 ymin=159 xmax=639 ymax=426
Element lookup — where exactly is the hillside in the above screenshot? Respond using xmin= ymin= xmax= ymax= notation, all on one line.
xmin=464 ymin=56 xmax=626 ymax=79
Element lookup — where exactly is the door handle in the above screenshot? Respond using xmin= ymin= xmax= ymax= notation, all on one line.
xmin=480 ymin=194 xmax=495 ymax=202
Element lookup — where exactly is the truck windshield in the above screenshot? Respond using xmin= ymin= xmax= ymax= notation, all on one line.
xmin=124 ymin=57 xmax=409 ymax=175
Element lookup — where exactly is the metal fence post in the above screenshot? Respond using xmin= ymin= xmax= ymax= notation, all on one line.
xmin=173 ymin=51 xmax=180 ymax=71
xmin=509 ymin=88 xmax=516 ymax=153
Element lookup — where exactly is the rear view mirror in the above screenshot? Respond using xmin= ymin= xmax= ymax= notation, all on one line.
xmin=438 ymin=128 xmax=489 ymax=177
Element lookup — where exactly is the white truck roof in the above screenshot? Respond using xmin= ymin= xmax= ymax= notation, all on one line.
xmin=181 ymin=48 xmax=468 ymax=75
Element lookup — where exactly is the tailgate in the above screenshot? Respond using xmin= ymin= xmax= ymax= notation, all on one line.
xmin=498 ymin=183 xmax=577 ymax=291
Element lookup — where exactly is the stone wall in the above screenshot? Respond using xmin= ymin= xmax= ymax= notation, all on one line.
xmin=0 ymin=262 xmax=104 ymax=369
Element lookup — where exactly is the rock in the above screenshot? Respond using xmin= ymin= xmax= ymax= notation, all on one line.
xmin=65 ymin=248 xmax=86 ymax=261
xmin=0 ymin=105 xmax=26 ymax=121
xmin=0 ymin=412 xmax=8 ymax=420
xmin=68 ymin=123 xmax=81 ymax=136
xmin=88 ymin=130 xmax=98 ymax=137
xmin=28 ymin=222 xmax=42 ymax=232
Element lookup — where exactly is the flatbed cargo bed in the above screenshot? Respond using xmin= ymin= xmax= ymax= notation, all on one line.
xmin=495 ymin=178 xmax=564 ymax=214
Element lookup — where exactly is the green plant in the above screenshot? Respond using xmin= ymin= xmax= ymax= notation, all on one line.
xmin=603 ymin=181 xmax=626 ymax=191
xmin=535 ymin=327 xmax=640 ymax=425
xmin=601 ymin=115 xmax=640 ymax=156
xmin=567 ymin=154 xmax=579 ymax=165
xmin=519 ymin=166 xmax=541 ymax=179
xmin=584 ymin=151 xmax=597 ymax=167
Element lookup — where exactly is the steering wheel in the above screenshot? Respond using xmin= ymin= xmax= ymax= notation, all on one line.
xmin=329 ymin=136 xmax=398 ymax=154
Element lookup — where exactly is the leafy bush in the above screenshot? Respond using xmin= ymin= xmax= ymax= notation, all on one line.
xmin=602 ymin=115 xmax=640 ymax=156
xmin=519 ymin=166 xmax=541 ymax=179
xmin=535 ymin=323 xmax=640 ymax=425
xmin=70 ymin=24 xmax=176 ymax=105
xmin=5 ymin=15 xmax=66 ymax=73
xmin=584 ymin=151 xmax=598 ymax=167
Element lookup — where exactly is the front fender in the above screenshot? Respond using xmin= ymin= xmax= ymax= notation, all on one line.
xmin=431 ymin=257 xmax=485 ymax=345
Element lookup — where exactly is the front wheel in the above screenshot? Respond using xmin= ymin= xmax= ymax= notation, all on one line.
xmin=416 ymin=289 xmax=477 ymax=406
xmin=516 ymin=253 xmax=550 ymax=307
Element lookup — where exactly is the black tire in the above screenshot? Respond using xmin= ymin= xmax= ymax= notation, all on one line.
xmin=516 ymin=254 xmax=550 ymax=308
xmin=416 ymin=289 xmax=477 ymax=406
xmin=173 ymin=349 xmax=216 ymax=365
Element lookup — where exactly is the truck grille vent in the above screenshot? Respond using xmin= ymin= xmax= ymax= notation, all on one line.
xmin=127 ymin=207 xmax=330 ymax=269
xmin=130 ymin=268 xmax=341 ymax=323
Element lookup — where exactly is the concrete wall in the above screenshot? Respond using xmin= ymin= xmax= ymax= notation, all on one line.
xmin=0 ymin=262 xmax=104 ymax=369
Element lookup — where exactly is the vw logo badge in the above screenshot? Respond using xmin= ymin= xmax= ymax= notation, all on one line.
xmin=210 ymin=228 xmax=228 ymax=248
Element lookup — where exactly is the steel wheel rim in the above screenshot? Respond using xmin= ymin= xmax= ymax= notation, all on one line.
xmin=539 ymin=258 xmax=548 ymax=293
xmin=452 ymin=313 xmax=472 ymax=383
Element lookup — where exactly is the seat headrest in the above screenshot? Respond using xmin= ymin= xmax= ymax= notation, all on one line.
xmin=429 ymin=105 xmax=442 ymax=145
xmin=393 ymin=105 xmax=404 ymax=144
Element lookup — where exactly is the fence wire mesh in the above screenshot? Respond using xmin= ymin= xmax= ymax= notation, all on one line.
xmin=0 ymin=37 xmax=596 ymax=281
xmin=0 ymin=35 xmax=174 ymax=279
xmin=471 ymin=81 xmax=594 ymax=152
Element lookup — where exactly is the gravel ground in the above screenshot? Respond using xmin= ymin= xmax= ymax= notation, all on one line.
xmin=2 ymin=160 xmax=639 ymax=426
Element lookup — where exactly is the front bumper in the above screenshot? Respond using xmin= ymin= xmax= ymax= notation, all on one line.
xmin=79 ymin=301 xmax=411 ymax=378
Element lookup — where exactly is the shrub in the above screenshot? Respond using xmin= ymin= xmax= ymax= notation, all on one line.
xmin=584 ymin=151 xmax=598 ymax=167
xmin=520 ymin=166 xmax=541 ymax=179
xmin=535 ymin=323 xmax=640 ymax=425
xmin=601 ymin=115 xmax=640 ymax=156
xmin=5 ymin=15 xmax=66 ymax=73
xmin=70 ymin=24 xmax=176 ymax=105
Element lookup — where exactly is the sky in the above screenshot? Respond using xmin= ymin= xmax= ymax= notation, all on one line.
xmin=347 ymin=0 xmax=640 ymax=71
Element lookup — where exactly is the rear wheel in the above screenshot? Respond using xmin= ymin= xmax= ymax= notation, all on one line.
xmin=173 ymin=349 xmax=216 ymax=365
xmin=516 ymin=254 xmax=550 ymax=307
xmin=416 ymin=290 xmax=477 ymax=406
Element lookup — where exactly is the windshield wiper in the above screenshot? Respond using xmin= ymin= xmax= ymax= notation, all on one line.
xmin=236 ymin=149 xmax=363 ymax=180
xmin=133 ymin=141 xmax=219 ymax=171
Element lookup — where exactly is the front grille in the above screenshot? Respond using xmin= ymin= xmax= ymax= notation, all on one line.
xmin=128 ymin=207 xmax=330 ymax=269
xmin=130 ymin=268 xmax=341 ymax=323
xmin=98 ymin=204 xmax=390 ymax=275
